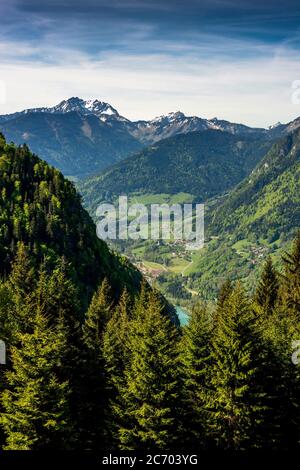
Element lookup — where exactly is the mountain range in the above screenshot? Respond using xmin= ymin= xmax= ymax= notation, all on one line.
xmin=1 ymin=97 xmax=299 ymax=178
xmin=78 ymin=129 xmax=272 ymax=214
xmin=1 ymin=97 xmax=300 ymax=300
xmin=76 ymin=109 xmax=300 ymax=300
xmin=0 ymin=99 xmax=142 ymax=178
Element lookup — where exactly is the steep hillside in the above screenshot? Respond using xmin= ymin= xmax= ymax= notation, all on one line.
xmin=0 ymin=133 xmax=143 ymax=306
xmin=210 ymin=128 xmax=300 ymax=238
xmin=187 ymin=128 xmax=300 ymax=298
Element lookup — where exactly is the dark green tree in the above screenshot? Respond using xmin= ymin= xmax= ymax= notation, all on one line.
xmin=6 ymin=243 xmax=36 ymax=336
xmin=103 ymin=289 xmax=131 ymax=447
xmin=262 ymin=304 xmax=300 ymax=449
xmin=215 ymin=279 xmax=233 ymax=326
xmin=0 ymin=312 xmax=73 ymax=450
xmin=282 ymin=231 xmax=300 ymax=316
xmin=209 ymin=284 xmax=267 ymax=449
xmin=255 ymin=256 xmax=279 ymax=315
xmin=32 ymin=261 xmax=83 ymax=448
xmin=103 ymin=289 xmax=130 ymax=393
xmin=179 ymin=303 xmax=212 ymax=449
xmin=79 ymin=278 xmax=113 ymax=449
xmin=115 ymin=290 xmax=180 ymax=450
xmin=82 ymin=278 xmax=112 ymax=352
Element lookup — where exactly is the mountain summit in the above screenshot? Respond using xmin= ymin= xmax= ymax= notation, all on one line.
xmin=1 ymin=98 xmax=300 ymax=178
xmin=24 ymin=97 xmax=128 ymax=123
xmin=0 ymin=97 xmax=128 ymax=125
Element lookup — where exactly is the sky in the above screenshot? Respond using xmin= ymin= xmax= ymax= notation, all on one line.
xmin=1 ymin=0 xmax=300 ymax=127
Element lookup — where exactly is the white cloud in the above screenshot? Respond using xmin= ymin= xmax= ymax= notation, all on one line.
xmin=0 ymin=39 xmax=300 ymax=127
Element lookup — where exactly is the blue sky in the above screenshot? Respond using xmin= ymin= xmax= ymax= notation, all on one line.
xmin=1 ymin=0 xmax=300 ymax=126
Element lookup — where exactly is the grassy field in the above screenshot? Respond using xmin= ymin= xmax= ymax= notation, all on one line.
xmin=128 ymin=192 xmax=195 ymax=206
xmin=143 ymin=260 xmax=168 ymax=271
xmin=142 ymin=258 xmax=191 ymax=275
xmin=168 ymin=257 xmax=191 ymax=274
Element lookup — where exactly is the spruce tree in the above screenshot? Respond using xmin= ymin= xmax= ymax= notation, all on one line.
xmin=0 ymin=312 xmax=73 ymax=450
xmin=6 ymin=242 xmax=36 ymax=336
xmin=215 ymin=279 xmax=233 ymax=326
xmin=82 ymin=278 xmax=112 ymax=352
xmin=33 ymin=261 xmax=83 ymax=448
xmin=103 ymin=289 xmax=130 ymax=393
xmin=262 ymin=236 xmax=300 ymax=449
xmin=282 ymin=231 xmax=300 ymax=316
xmin=217 ymin=279 xmax=233 ymax=310
xmin=209 ymin=284 xmax=267 ymax=449
xmin=0 ymin=282 xmax=14 ymax=345
xmin=80 ymin=278 xmax=113 ymax=449
xmin=255 ymin=256 xmax=279 ymax=315
xmin=103 ymin=289 xmax=131 ymax=447
xmin=8 ymin=243 xmax=36 ymax=299
xmin=179 ymin=303 xmax=212 ymax=449
xmin=261 ymin=304 xmax=300 ymax=449
xmin=33 ymin=260 xmax=82 ymax=384
xmin=115 ymin=290 xmax=180 ymax=451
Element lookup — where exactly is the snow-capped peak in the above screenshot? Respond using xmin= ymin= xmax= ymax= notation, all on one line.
xmin=21 ymin=97 xmax=128 ymax=122
xmin=268 ymin=121 xmax=282 ymax=130
xmin=151 ymin=111 xmax=186 ymax=124
xmin=82 ymin=99 xmax=119 ymax=117
xmin=52 ymin=97 xmax=122 ymax=118
xmin=52 ymin=97 xmax=87 ymax=113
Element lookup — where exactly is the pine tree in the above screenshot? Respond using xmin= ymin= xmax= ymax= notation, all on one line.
xmin=6 ymin=242 xmax=36 ymax=336
xmin=8 ymin=243 xmax=35 ymax=295
xmin=179 ymin=303 xmax=212 ymax=449
xmin=132 ymin=280 xmax=147 ymax=318
xmin=209 ymin=284 xmax=267 ymax=449
xmin=34 ymin=258 xmax=81 ymax=325
xmin=82 ymin=278 xmax=113 ymax=352
xmin=261 ymin=304 xmax=300 ymax=449
xmin=0 ymin=282 xmax=14 ymax=345
xmin=79 ymin=278 xmax=113 ymax=449
xmin=0 ymin=312 xmax=73 ymax=450
xmin=255 ymin=256 xmax=279 ymax=315
xmin=33 ymin=261 xmax=83 ymax=448
xmin=217 ymin=279 xmax=233 ymax=310
xmin=103 ymin=289 xmax=131 ymax=447
xmin=103 ymin=289 xmax=130 ymax=392
xmin=261 ymin=237 xmax=300 ymax=449
xmin=282 ymin=231 xmax=300 ymax=316
xmin=0 ymin=281 xmax=12 ymax=448
xmin=115 ymin=290 xmax=180 ymax=451
xmin=33 ymin=260 xmax=82 ymax=384
xmin=215 ymin=279 xmax=233 ymax=326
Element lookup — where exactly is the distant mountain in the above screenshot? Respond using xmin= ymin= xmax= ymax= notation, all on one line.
xmin=0 ymin=110 xmax=142 ymax=178
xmin=268 ymin=116 xmax=300 ymax=139
xmin=2 ymin=97 xmax=300 ymax=179
xmin=127 ymin=112 xmax=270 ymax=145
xmin=0 ymin=97 xmax=129 ymax=124
xmin=78 ymin=129 xmax=272 ymax=215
